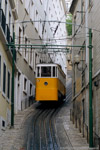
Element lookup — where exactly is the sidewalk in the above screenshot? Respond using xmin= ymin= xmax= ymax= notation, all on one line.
xmin=0 ymin=104 xmax=35 ymax=150
xmin=64 ymin=115 xmax=89 ymax=150
xmin=55 ymin=103 xmax=94 ymax=150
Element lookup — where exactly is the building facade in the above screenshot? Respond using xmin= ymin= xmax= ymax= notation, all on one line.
xmin=46 ymin=0 xmax=67 ymax=75
xmin=70 ymin=0 xmax=100 ymax=147
xmin=0 ymin=0 xmax=18 ymax=135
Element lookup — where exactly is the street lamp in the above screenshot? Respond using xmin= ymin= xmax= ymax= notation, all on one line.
xmin=74 ymin=54 xmax=87 ymax=71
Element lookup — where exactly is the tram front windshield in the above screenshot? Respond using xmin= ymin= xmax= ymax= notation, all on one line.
xmin=41 ymin=67 xmax=51 ymax=77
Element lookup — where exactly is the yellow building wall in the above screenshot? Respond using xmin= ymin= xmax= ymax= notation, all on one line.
xmin=0 ymin=95 xmax=11 ymax=119
xmin=0 ymin=41 xmax=12 ymax=120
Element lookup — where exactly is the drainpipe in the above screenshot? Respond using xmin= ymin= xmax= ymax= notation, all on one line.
xmin=11 ymin=32 xmax=15 ymax=127
xmin=85 ymin=0 xmax=89 ymax=82
xmin=85 ymin=0 xmax=93 ymax=147
xmin=85 ymin=0 xmax=90 ymax=143
xmin=89 ymin=28 xmax=93 ymax=147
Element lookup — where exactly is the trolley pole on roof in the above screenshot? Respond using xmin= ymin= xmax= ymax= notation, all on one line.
xmin=11 ymin=32 xmax=15 ymax=127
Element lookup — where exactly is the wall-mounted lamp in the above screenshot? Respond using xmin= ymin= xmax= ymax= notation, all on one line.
xmin=74 ymin=54 xmax=80 ymax=64
xmin=74 ymin=54 xmax=87 ymax=71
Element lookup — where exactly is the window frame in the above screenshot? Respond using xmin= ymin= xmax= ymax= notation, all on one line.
xmin=30 ymin=82 xmax=32 ymax=96
xmin=9 ymin=11 xmax=11 ymax=31
xmin=5 ymin=0 xmax=8 ymax=21
xmin=3 ymin=61 xmax=6 ymax=97
xmin=36 ymin=66 xmax=40 ymax=78
xmin=23 ymin=35 xmax=28 ymax=62
xmin=41 ymin=66 xmax=51 ymax=77
xmin=7 ymin=70 xmax=11 ymax=101
xmin=36 ymin=66 xmax=58 ymax=78
xmin=52 ymin=66 xmax=56 ymax=77
xmin=23 ymin=76 xmax=27 ymax=94
xmin=29 ymin=44 xmax=33 ymax=69
xmin=18 ymin=25 xmax=23 ymax=55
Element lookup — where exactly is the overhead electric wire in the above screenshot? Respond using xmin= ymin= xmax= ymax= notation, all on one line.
xmin=11 ymin=19 xmax=100 ymax=34
xmin=15 ymin=35 xmax=86 ymax=43
xmin=15 ymin=35 xmax=72 ymax=41
xmin=9 ymin=1 xmax=100 ymax=55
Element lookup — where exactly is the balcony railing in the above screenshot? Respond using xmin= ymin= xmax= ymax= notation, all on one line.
xmin=0 ymin=8 xmax=11 ymax=44
xmin=0 ymin=8 xmax=16 ymax=61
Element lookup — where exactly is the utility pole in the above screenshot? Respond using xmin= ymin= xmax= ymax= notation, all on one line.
xmin=11 ymin=32 xmax=15 ymax=127
xmin=89 ymin=28 xmax=93 ymax=147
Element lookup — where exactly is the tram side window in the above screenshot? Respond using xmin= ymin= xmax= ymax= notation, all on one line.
xmin=53 ymin=67 xmax=55 ymax=77
xmin=37 ymin=67 xmax=40 ymax=77
xmin=41 ymin=67 xmax=51 ymax=77
xmin=56 ymin=67 xmax=58 ymax=77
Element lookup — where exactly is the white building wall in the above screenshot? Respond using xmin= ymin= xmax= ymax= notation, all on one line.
xmin=33 ymin=0 xmax=67 ymax=73
xmin=14 ymin=0 xmax=67 ymax=113
xmin=46 ymin=0 xmax=67 ymax=75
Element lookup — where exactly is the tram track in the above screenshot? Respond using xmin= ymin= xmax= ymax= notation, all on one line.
xmin=26 ymin=109 xmax=43 ymax=150
xmin=40 ymin=110 xmax=50 ymax=150
xmin=34 ymin=107 xmax=59 ymax=150
xmin=45 ymin=109 xmax=58 ymax=150
xmin=25 ymin=79 xmax=72 ymax=150
xmin=23 ymin=99 xmax=73 ymax=150
xmin=49 ymin=109 xmax=60 ymax=150
xmin=25 ymin=101 xmax=65 ymax=150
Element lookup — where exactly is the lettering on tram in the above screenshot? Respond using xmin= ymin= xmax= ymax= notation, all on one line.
xmin=35 ymin=63 xmax=66 ymax=101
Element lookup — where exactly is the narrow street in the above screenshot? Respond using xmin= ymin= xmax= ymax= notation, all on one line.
xmin=0 ymin=0 xmax=100 ymax=149
xmin=0 ymin=78 xmax=89 ymax=150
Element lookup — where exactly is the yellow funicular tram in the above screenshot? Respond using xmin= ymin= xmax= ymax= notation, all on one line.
xmin=35 ymin=63 xmax=66 ymax=101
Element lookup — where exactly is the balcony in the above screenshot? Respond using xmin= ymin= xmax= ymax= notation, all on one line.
xmin=0 ymin=8 xmax=16 ymax=61
xmin=0 ymin=9 xmax=12 ymax=43
xmin=0 ymin=9 xmax=6 ymax=33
